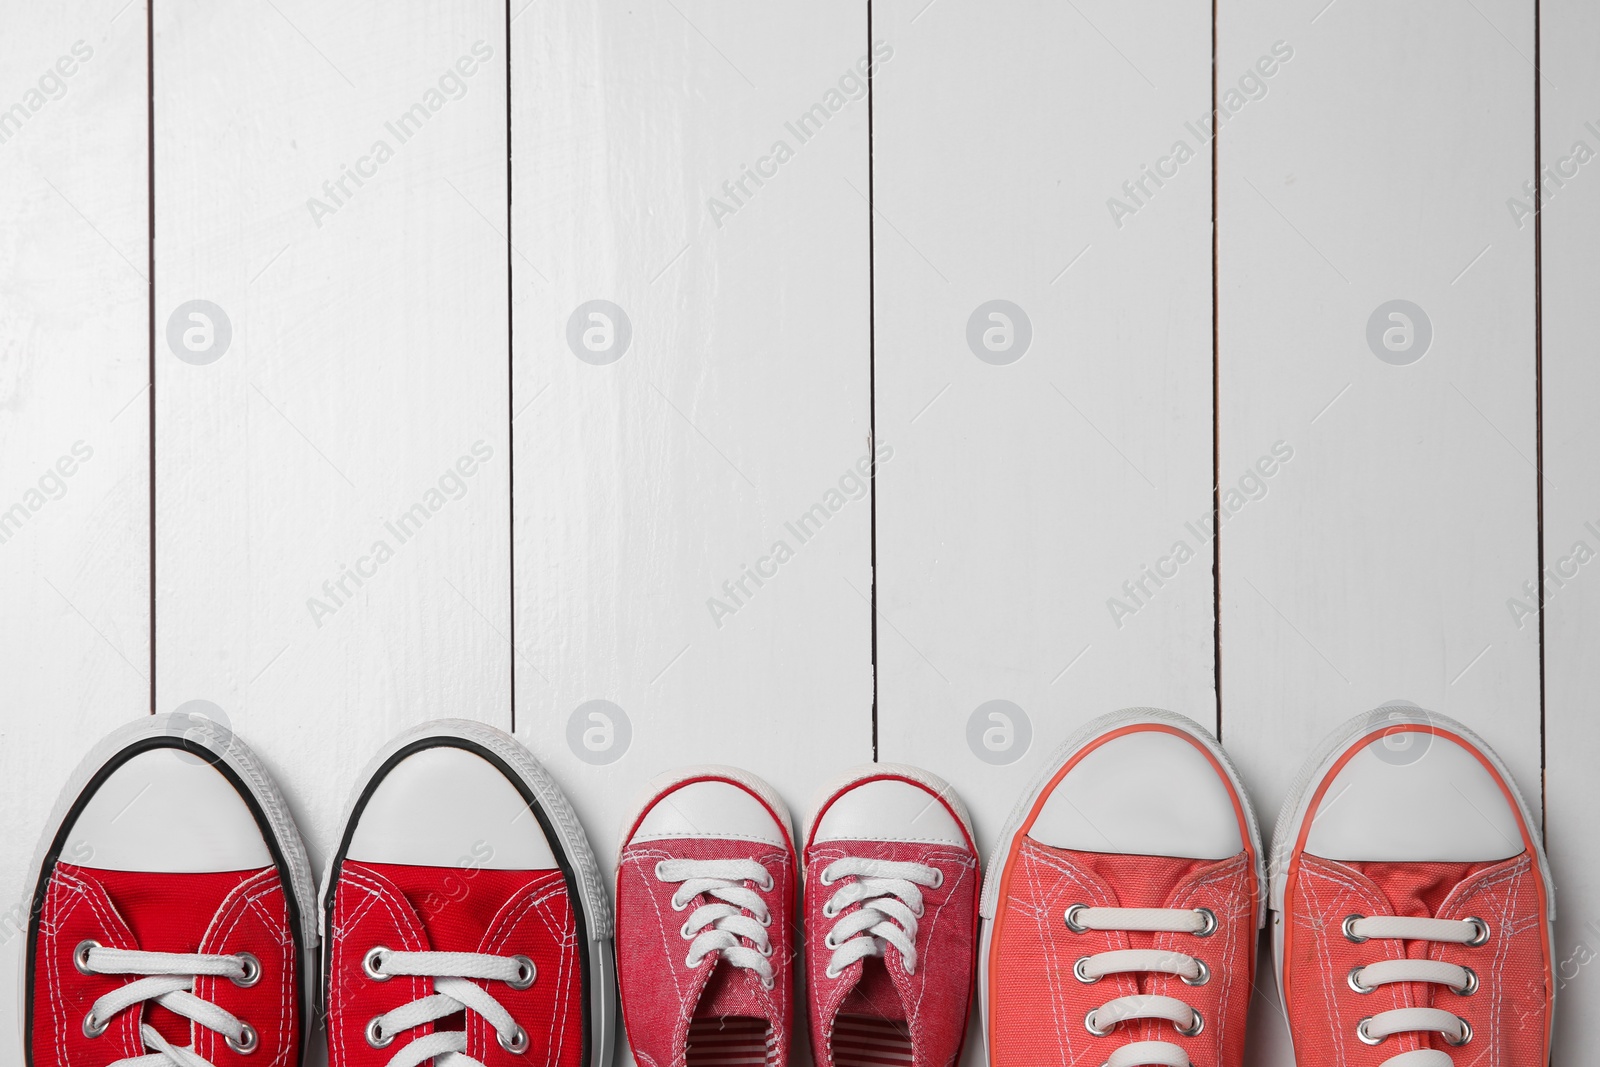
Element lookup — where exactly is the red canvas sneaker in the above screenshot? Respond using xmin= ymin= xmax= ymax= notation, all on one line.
xmin=980 ymin=708 xmax=1264 ymax=1067
xmin=1272 ymin=707 xmax=1555 ymax=1067
xmin=321 ymin=720 xmax=614 ymax=1067
xmin=24 ymin=713 xmax=316 ymax=1067
xmin=802 ymin=764 xmax=980 ymax=1067
xmin=615 ymin=766 xmax=797 ymax=1067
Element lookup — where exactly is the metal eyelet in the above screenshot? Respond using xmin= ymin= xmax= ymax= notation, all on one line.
xmin=1445 ymin=1016 xmax=1473 ymax=1046
xmin=1454 ymin=966 xmax=1479 ymax=997
xmin=1192 ymin=907 xmax=1218 ymax=937
xmin=1342 ymin=915 xmax=1369 ymax=944
xmin=1356 ymin=1017 xmax=1384 ymax=1046
xmin=1072 ymin=956 xmax=1101 ymax=984
xmin=929 ymin=869 xmax=944 ymax=889
xmin=1181 ymin=958 xmax=1211 ymax=987
xmin=760 ymin=975 xmax=775 ymax=990
xmin=507 ymin=955 xmax=536 ymax=990
xmin=228 ymin=1022 xmax=259 ymax=1054
xmin=680 ymin=919 xmax=698 ymax=940
xmin=756 ymin=873 xmax=775 ymax=892
xmin=819 ymin=870 xmax=837 ymax=887
xmin=670 ymin=894 xmax=688 ymax=912
xmin=1084 ymin=1009 xmax=1115 ymax=1037
xmin=758 ymin=940 xmax=774 ymax=958
xmin=1347 ymin=966 xmax=1375 ymax=994
xmin=83 ymin=1011 xmax=109 ymax=1039
xmin=821 ymin=900 xmax=840 ymax=919
xmin=1463 ymin=917 xmax=1490 ymax=947
xmin=365 ymin=1016 xmax=394 ymax=1049
xmin=757 ymin=910 xmax=773 ymax=927
xmin=73 ymin=940 xmax=99 ymax=976
xmin=1176 ymin=1009 xmax=1204 ymax=1038
xmin=363 ymin=946 xmax=391 ymax=981
xmin=824 ymin=931 xmax=843 ymax=950
xmin=654 ymin=861 xmax=670 ymax=880
xmin=233 ymin=952 xmax=262 ymax=988
xmin=499 ymin=1024 xmax=530 ymax=1054
xmin=1064 ymin=904 xmax=1091 ymax=933
xmin=824 ymin=962 xmax=843 ymax=980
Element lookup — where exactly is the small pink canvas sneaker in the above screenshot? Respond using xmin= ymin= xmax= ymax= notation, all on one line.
xmin=1272 ymin=707 xmax=1555 ymax=1067
xmin=615 ymin=766 xmax=798 ymax=1067
xmin=980 ymin=708 xmax=1265 ymax=1067
xmin=802 ymin=764 xmax=980 ymax=1067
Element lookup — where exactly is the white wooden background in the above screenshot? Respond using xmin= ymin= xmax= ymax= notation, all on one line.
xmin=0 ymin=2 xmax=1592 ymax=1064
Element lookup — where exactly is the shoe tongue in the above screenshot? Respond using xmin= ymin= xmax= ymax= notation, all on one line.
xmin=1346 ymin=859 xmax=1501 ymax=919
xmin=838 ymin=956 xmax=907 ymax=1022
xmin=694 ymin=960 xmax=770 ymax=1021
xmin=1062 ymin=849 xmax=1217 ymax=910
xmin=363 ymin=863 xmax=546 ymax=952
xmin=1044 ymin=848 xmax=1221 ymax=957
xmin=80 ymin=865 xmax=267 ymax=1049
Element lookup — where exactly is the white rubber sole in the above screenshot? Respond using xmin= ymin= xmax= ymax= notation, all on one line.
xmin=19 ymin=713 xmax=318 ymax=1066
xmin=321 ymin=718 xmax=616 ymax=1067
xmin=1267 ymin=705 xmax=1557 ymax=1033
xmin=975 ymin=707 xmax=1265 ymax=1063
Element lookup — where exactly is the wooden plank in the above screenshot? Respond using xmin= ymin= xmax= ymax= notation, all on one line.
xmin=509 ymin=0 xmax=873 ymax=906
xmin=1540 ymin=0 xmax=1600 ymax=1055
xmin=153 ymin=0 xmax=511 ymax=871
xmin=1217 ymin=2 xmax=1539 ymax=1060
xmin=0 ymin=0 xmax=150 ymax=1043
xmin=870 ymin=0 xmax=1216 ymax=843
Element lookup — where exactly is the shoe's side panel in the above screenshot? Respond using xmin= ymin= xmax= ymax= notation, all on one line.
xmin=0 ymin=4 xmax=152 ymax=1057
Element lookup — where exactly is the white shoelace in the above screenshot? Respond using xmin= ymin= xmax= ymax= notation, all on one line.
xmin=655 ymin=858 xmax=776 ymax=988
xmin=819 ymin=858 xmax=942 ymax=979
xmin=1063 ymin=904 xmax=1217 ymax=1067
xmin=77 ymin=942 xmax=260 ymax=1067
xmin=1339 ymin=913 xmax=1486 ymax=1066
xmin=361 ymin=947 xmax=536 ymax=1067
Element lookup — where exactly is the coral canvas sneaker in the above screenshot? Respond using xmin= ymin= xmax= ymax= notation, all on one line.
xmin=24 ymin=713 xmax=316 ymax=1067
xmin=615 ymin=766 xmax=797 ymax=1067
xmin=980 ymin=708 xmax=1265 ymax=1067
xmin=803 ymin=764 xmax=980 ymax=1067
xmin=1271 ymin=707 xmax=1555 ymax=1067
xmin=321 ymin=720 xmax=614 ymax=1067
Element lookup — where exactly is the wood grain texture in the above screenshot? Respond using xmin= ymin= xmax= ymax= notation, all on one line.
xmin=1541 ymin=0 xmax=1600 ymax=1051
xmin=870 ymin=0 xmax=1216 ymax=843
xmin=509 ymin=0 xmax=873 ymax=890
xmin=152 ymin=0 xmax=512 ymax=873
xmin=0 ymin=0 xmax=150 ymax=1045
xmin=1217 ymin=0 xmax=1540 ymax=1059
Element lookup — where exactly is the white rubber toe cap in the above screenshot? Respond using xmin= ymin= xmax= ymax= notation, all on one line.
xmin=630 ymin=779 xmax=788 ymax=848
xmin=813 ymin=777 xmax=969 ymax=848
xmin=1028 ymin=727 xmax=1244 ymax=860
xmin=1303 ymin=728 xmax=1525 ymax=863
xmin=63 ymin=748 xmax=272 ymax=873
xmin=347 ymin=745 xmax=558 ymax=869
